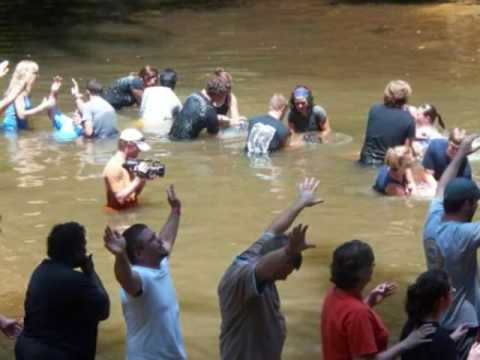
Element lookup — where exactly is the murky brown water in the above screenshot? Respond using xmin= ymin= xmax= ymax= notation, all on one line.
xmin=1 ymin=1 xmax=480 ymax=358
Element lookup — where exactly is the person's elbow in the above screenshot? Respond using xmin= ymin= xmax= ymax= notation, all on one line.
xmin=95 ymin=296 xmax=110 ymax=321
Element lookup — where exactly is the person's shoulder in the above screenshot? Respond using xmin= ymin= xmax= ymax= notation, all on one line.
xmin=103 ymin=155 xmax=123 ymax=176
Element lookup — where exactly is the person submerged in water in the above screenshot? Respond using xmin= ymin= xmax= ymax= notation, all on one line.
xmin=288 ymin=85 xmax=331 ymax=145
xmin=2 ymin=60 xmax=51 ymax=132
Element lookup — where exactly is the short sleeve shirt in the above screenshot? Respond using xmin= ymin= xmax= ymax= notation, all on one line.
xmin=218 ymin=232 xmax=286 ymax=360
xmin=169 ymin=92 xmax=219 ymax=140
xmin=321 ymin=286 xmax=389 ymax=360
xmin=246 ymin=114 xmax=290 ymax=154
xmin=423 ymin=197 xmax=480 ymax=329
xmin=359 ymin=104 xmax=416 ymax=165
xmin=288 ymin=105 xmax=327 ymax=132
xmin=422 ymin=139 xmax=472 ymax=180
xmin=81 ymin=96 xmax=118 ymax=139
xmin=102 ymin=75 xmax=143 ymax=109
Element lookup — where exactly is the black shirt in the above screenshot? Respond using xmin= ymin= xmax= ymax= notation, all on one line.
xmin=18 ymin=259 xmax=110 ymax=360
xmin=400 ymin=321 xmax=457 ymax=360
xmin=288 ymin=107 xmax=326 ymax=132
xmin=170 ymin=92 xmax=219 ymax=140
xmin=246 ymin=114 xmax=290 ymax=153
xmin=359 ymin=103 xmax=416 ymax=166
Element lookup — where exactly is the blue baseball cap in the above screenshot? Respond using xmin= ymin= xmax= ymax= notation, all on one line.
xmin=444 ymin=178 xmax=480 ymax=203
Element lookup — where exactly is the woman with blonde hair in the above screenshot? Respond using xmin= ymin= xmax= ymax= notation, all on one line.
xmin=2 ymin=60 xmax=50 ymax=131
xmin=212 ymin=67 xmax=245 ymax=124
xmin=373 ymin=145 xmax=415 ymax=196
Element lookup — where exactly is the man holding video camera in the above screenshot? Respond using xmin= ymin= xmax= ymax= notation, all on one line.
xmin=103 ymin=128 xmax=153 ymax=210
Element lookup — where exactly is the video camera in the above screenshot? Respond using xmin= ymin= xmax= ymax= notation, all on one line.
xmin=123 ymin=159 xmax=166 ymax=179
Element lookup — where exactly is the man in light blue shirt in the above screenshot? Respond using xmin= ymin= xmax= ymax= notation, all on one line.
xmin=423 ymin=134 xmax=480 ymax=358
xmin=104 ymin=185 xmax=186 ymax=360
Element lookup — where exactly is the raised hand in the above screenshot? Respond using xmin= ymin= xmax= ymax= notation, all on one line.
xmin=166 ymin=185 xmax=181 ymax=210
xmin=468 ymin=342 xmax=480 ymax=360
xmin=450 ymin=324 xmax=470 ymax=342
xmin=459 ymin=133 xmax=480 ymax=156
xmin=285 ymin=224 xmax=315 ymax=255
xmin=104 ymin=226 xmax=126 ymax=256
xmin=0 ymin=316 xmax=22 ymax=339
xmin=0 ymin=60 xmax=9 ymax=78
xmin=365 ymin=282 xmax=397 ymax=307
xmin=50 ymin=75 xmax=63 ymax=94
xmin=297 ymin=177 xmax=323 ymax=208
xmin=71 ymin=78 xmax=81 ymax=98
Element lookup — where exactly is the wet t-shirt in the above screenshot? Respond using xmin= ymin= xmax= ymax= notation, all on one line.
xmin=423 ymin=197 xmax=480 ymax=329
xmin=422 ymin=139 xmax=472 ymax=181
xmin=288 ymin=105 xmax=327 ymax=132
xmin=169 ymin=92 xmax=219 ymax=140
xmin=359 ymin=104 xmax=415 ymax=166
xmin=246 ymin=114 xmax=289 ymax=154
xmin=218 ymin=232 xmax=287 ymax=360
xmin=102 ymin=75 xmax=143 ymax=109
xmin=82 ymin=96 xmax=118 ymax=139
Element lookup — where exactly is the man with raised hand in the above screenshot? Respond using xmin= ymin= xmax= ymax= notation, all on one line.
xmin=104 ymin=185 xmax=186 ymax=360
xmin=423 ymin=133 xmax=480 ymax=360
xmin=218 ymin=178 xmax=322 ymax=360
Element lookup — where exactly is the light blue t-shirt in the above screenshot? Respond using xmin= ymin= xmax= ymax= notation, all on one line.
xmin=51 ymin=110 xmax=82 ymax=142
xmin=120 ymin=258 xmax=187 ymax=360
xmin=423 ymin=197 xmax=480 ymax=329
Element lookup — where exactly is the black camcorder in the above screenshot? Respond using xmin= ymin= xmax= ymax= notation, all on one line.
xmin=123 ymin=159 xmax=166 ymax=179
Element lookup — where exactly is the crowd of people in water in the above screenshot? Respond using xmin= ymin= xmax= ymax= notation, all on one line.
xmin=1 ymin=58 xmax=480 ymax=360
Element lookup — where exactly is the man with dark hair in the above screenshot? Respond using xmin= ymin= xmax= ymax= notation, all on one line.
xmin=102 ymin=65 xmax=158 ymax=110
xmin=218 ymin=178 xmax=322 ymax=360
xmin=71 ymin=78 xmax=118 ymax=138
xmin=15 ymin=222 xmax=110 ymax=360
xmin=104 ymin=185 xmax=186 ymax=360
xmin=140 ymin=68 xmax=182 ymax=135
xmin=423 ymin=134 xmax=480 ymax=359
xmin=169 ymin=75 xmax=231 ymax=140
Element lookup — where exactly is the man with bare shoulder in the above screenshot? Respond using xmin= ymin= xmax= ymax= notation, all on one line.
xmin=103 ymin=128 xmax=151 ymax=210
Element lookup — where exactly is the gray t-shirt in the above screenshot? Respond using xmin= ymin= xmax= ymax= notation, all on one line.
xmin=423 ymin=197 xmax=480 ymax=329
xmin=218 ymin=232 xmax=287 ymax=360
xmin=82 ymin=96 xmax=118 ymax=139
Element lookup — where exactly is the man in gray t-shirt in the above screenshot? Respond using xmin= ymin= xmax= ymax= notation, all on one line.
xmin=422 ymin=134 xmax=480 ymax=332
xmin=218 ymin=178 xmax=323 ymax=360
xmin=72 ymin=78 xmax=118 ymax=139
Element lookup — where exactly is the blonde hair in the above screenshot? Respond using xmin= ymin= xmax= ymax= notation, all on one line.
xmin=268 ymin=94 xmax=288 ymax=112
xmin=383 ymin=80 xmax=412 ymax=108
xmin=448 ymin=128 xmax=466 ymax=146
xmin=385 ymin=145 xmax=414 ymax=171
xmin=6 ymin=60 xmax=39 ymax=95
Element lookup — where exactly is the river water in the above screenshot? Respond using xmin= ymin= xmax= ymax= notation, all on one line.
xmin=1 ymin=0 xmax=480 ymax=358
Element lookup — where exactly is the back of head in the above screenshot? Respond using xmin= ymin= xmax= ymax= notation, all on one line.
xmin=384 ymin=145 xmax=414 ymax=171
xmin=383 ymin=80 xmax=412 ymax=108
xmin=206 ymin=75 xmax=228 ymax=98
xmin=47 ymin=222 xmax=85 ymax=265
xmin=86 ymin=79 xmax=103 ymax=95
xmin=289 ymin=85 xmax=314 ymax=110
xmin=406 ymin=269 xmax=450 ymax=326
xmin=330 ymin=240 xmax=374 ymax=290
xmin=7 ymin=60 xmax=39 ymax=94
xmin=123 ymin=223 xmax=149 ymax=265
xmin=269 ymin=94 xmax=288 ymax=113
xmin=159 ymin=68 xmax=177 ymax=90
xmin=443 ymin=177 xmax=480 ymax=214
xmin=419 ymin=103 xmax=445 ymax=129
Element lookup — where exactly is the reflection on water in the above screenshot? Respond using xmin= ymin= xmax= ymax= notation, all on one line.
xmin=0 ymin=0 xmax=480 ymax=359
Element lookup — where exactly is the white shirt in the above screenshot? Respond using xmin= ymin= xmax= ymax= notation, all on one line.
xmin=140 ymin=86 xmax=182 ymax=136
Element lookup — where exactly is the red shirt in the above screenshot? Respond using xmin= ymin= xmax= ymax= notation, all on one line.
xmin=320 ymin=286 xmax=389 ymax=360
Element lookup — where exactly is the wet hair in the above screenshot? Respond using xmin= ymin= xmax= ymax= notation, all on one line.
xmin=47 ymin=222 xmax=86 ymax=264
xmin=448 ymin=127 xmax=466 ymax=146
xmin=383 ymin=80 xmax=412 ymax=108
xmin=384 ymin=145 xmax=414 ymax=172
xmin=138 ymin=65 xmax=158 ymax=80
xmin=330 ymin=240 xmax=374 ymax=290
xmin=418 ymin=103 xmax=445 ymax=129
xmin=206 ymin=75 xmax=228 ymax=98
xmin=405 ymin=269 xmax=450 ymax=327
xmin=159 ymin=68 xmax=177 ymax=90
xmin=123 ymin=223 xmax=149 ymax=265
xmin=6 ymin=60 xmax=39 ymax=95
xmin=269 ymin=94 xmax=288 ymax=112
xmin=289 ymin=85 xmax=314 ymax=111
xmin=214 ymin=67 xmax=232 ymax=91
xmin=86 ymin=79 xmax=103 ymax=95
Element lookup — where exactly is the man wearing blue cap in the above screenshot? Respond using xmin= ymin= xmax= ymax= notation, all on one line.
xmin=423 ymin=134 xmax=480 ymax=359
